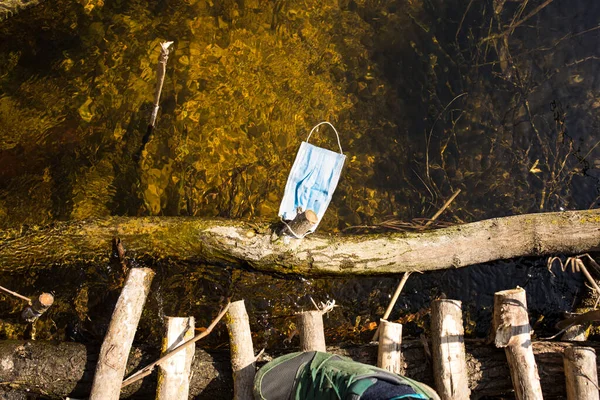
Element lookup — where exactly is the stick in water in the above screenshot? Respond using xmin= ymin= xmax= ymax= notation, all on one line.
xmin=0 ymin=285 xmax=32 ymax=305
xmin=137 ymin=40 xmax=174 ymax=158
xmin=372 ymin=272 xmax=411 ymax=342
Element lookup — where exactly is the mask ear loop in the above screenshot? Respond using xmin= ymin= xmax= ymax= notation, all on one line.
xmin=280 ymin=219 xmax=305 ymax=239
xmin=306 ymin=121 xmax=344 ymax=155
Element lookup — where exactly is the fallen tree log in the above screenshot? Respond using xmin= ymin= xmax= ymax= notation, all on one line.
xmin=0 ymin=209 xmax=599 ymax=275
xmin=0 ymin=339 xmax=596 ymax=399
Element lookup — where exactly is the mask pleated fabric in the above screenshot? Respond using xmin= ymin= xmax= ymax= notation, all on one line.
xmin=278 ymin=122 xmax=346 ymax=237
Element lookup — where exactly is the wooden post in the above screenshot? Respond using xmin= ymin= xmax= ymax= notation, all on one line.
xmin=376 ymin=319 xmax=403 ymax=374
xmin=564 ymin=347 xmax=599 ymax=400
xmin=21 ymin=293 xmax=54 ymax=322
xmin=225 ymin=300 xmax=255 ymax=400
xmin=156 ymin=316 xmax=195 ymax=400
xmin=297 ymin=310 xmax=326 ymax=352
xmin=431 ymin=299 xmax=470 ymax=400
xmin=493 ymin=287 xmax=543 ymax=400
xmin=89 ymin=267 xmax=155 ymax=400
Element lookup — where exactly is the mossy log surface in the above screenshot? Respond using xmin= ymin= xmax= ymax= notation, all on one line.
xmin=0 ymin=339 xmax=596 ymax=399
xmin=0 ymin=0 xmax=44 ymax=21
xmin=1 ymin=209 xmax=599 ymax=276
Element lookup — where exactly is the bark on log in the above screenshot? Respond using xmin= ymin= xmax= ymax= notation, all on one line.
xmin=493 ymin=288 xmax=543 ymax=400
xmin=431 ymin=299 xmax=470 ymax=400
xmin=89 ymin=267 xmax=155 ymax=400
xmin=3 ymin=339 xmax=600 ymax=399
xmin=376 ymin=319 xmax=403 ymax=374
xmin=297 ymin=310 xmax=327 ymax=352
xmin=156 ymin=316 xmax=195 ymax=400
xmin=564 ymin=347 xmax=599 ymax=400
xmin=0 ymin=209 xmax=598 ymax=276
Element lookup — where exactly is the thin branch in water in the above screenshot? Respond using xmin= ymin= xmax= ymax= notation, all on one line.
xmin=137 ymin=41 xmax=174 ymax=159
xmin=455 ymin=0 xmax=474 ymax=41
xmin=424 ymin=189 xmax=461 ymax=228
xmin=426 ymin=93 xmax=468 ymax=183
xmin=504 ymin=0 xmax=553 ymax=35
xmin=412 ymin=168 xmax=435 ymax=205
xmin=481 ymin=0 xmax=554 ymax=43
xmin=0 ymin=285 xmax=32 ymax=305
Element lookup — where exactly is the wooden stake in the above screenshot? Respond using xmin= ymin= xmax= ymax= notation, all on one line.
xmin=21 ymin=293 xmax=54 ymax=323
xmin=122 ymin=302 xmax=230 ymax=388
xmin=156 ymin=316 xmax=195 ymax=400
xmin=376 ymin=319 xmax=403 ymax=374
xmin=297 ymin=310 xmax=326 ymax=352
xmin=493 ymin=287 xmax=543 ymax=400
xmin=564 ymin=346 xmax=599 ymax=400
xmin=225 ymin=300 xmax=255 ymax=400
xmin=89 ymin=267 xmax=155 ymax=400
xmin=431 ymin=299 xmax=470 ymax=400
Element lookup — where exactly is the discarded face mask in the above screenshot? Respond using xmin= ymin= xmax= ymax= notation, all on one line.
xmin=278 ymin=122 xmax=346 ymax=238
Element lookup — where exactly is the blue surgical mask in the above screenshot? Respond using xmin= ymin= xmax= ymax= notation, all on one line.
xmin=279 ymin=122 xmax=346 ymax=237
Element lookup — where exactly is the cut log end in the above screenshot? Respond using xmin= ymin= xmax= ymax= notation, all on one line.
xmin=38 ymin=293 xmax=54 ymax=307
xmin=304 ymin=209 xmax=318 ymax=224
xmin=21 ymin=293 xmax=55 ymax=323
xmin=286 ymin=209 xmax=318 ymax=237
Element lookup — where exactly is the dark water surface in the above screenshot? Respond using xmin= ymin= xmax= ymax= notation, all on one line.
xmin=0 ymin=0 xmax=599 ymax=352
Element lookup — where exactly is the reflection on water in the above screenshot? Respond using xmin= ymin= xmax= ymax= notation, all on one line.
xmin=0 ymin=0 xmax=599 ymax=347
